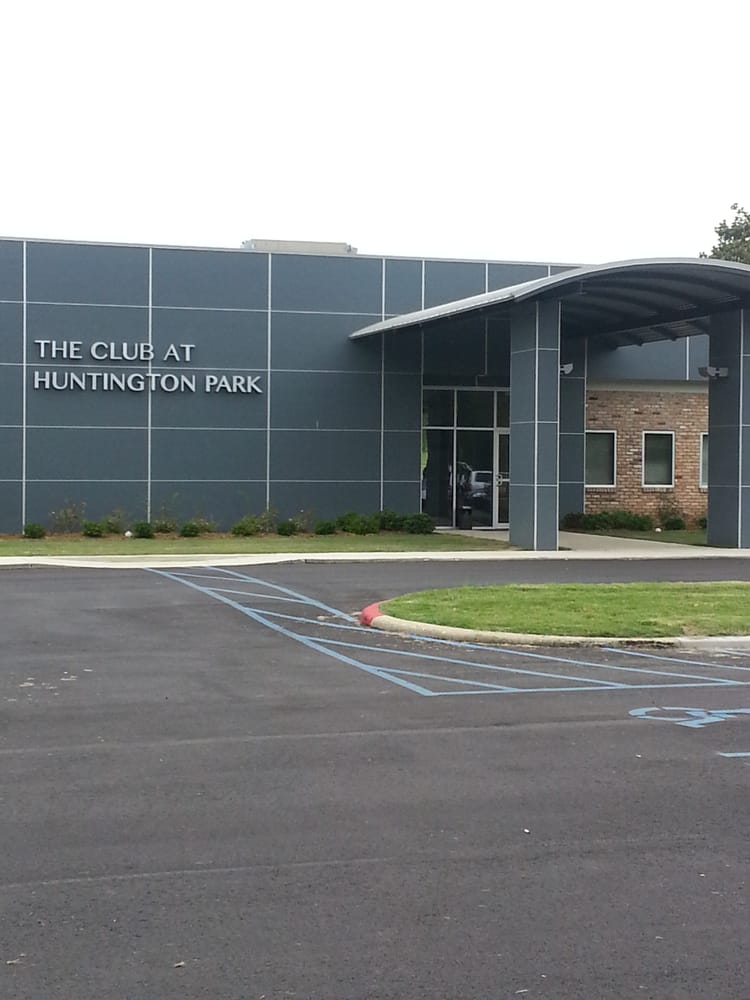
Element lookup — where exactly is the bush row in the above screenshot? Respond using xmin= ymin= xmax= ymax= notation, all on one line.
xmin=560 ymin=507 xmax=706 ymax=532
xmin=22 ymin=508 xmax=435 ymax=540
xmin=231 ymin=509 xmax=434 ymax=537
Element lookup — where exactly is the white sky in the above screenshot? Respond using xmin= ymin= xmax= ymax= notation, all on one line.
xmin=2 ymin=0 xmax=747 ymax=264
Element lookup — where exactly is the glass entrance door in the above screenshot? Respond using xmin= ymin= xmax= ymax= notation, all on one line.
xmin=421 ymin=388 xmax=510 ymax=528
xmin=494 ymin=430 xmax=510 ymax=526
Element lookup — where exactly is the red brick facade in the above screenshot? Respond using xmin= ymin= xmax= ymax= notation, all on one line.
xmin=585 ymin=385 xmax=708 ymax=526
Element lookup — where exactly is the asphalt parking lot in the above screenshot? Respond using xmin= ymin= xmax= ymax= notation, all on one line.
xmin=2 ymin=560 xmax=749 ymax=999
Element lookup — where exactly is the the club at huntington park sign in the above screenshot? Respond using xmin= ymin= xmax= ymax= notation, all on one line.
xmin=30 ymin=340 xmax=262 ymax=394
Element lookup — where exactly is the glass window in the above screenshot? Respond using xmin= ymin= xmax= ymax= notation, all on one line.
xmin=700 ymin=434 xmax=708 ymax=488
xmin=423 ymin=388 xmax=454 ymax=427
xmin=421 ymin=428 xmax=453 ymax=525
xmin=456 ymin=390 xmax=493 ymax=428
xmin=585 ymin=431 xmax=616 ymax=486
xmin=643 ymin=432 xmax=674 ymax=487
xmin=456 ymin=430 xmax=494 ymax=527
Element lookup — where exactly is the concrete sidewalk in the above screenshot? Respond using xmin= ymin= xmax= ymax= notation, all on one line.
xmin=0 ymin=529 xmax=746 ymax=569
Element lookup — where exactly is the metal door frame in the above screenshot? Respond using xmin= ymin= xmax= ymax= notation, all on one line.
xmin=494 ymin=428 xmax=510 ymax=527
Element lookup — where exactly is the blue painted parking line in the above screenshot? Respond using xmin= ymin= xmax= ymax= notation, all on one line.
xmin=209 ymin=588 xmax=319 ymax=605
xmin=602 ymin=646 xmax=750 ymax=673
xmin=150 ymin=568 xmax=433 ymax=695
xmin=372 ymin=668 xmax=518 ymax=692
xmin=205 ymin=567 xmax=356 ymax=620
xmin=428 ymin=681 xmax=749 ymax=697
xmin=406 ymin=634 xmax=744 ymax=685
xmin=311 ymin=635 xmax=626 ymax=688
xmin=248 ymin=609 xmax=384 ymax=634
xmin=152 ymin=567 xmax=750 ymax=698
xmin=171 ymin=568 xmax=355 ymax=621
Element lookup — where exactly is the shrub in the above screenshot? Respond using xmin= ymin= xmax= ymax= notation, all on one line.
xmin=101 ymin=509 xmax=128 ymax=534
xmin=49 ymin=501 xmax=86 ymax=534
xmin=608 ymin=509 xmax=654 ymax=531
xmin=314 ymin=519 xmax=337 ymax=535
xmin=352 ymin=514 xmax=381 ymax=535
xmin=277 ymin=519 xmax=298 ymax=536
xmin=82 ymin=519 xmax=106 ymax=538
xmin=190 ymin=516 xmax=217 ymax=534
xmin=152 ymin=516 xmax=178 ymax=534
xmin=563 ymin=509 xmax=654 ymax=532
xmin=256 ymin=508 xmax=279 ymax=534
xmin=608 ymin=509 xmax=632 ymax=529
xmin=133 ymin=521 xmax=155 ymax=539
xmin=151 ymin=501 xmax=178 ymax=534
xmin=179 ymin=520 xmax=201 ymax=537
xmin=402 ymin=512 xmax=435 ymax=534
xmin=561 ymin=512 xmax=585 ymax=530
xmin=697 ymin=515 xmax=708 ymax=530
xmin=294 ymin=509 xmax=315 ymax=533
xmin=584 ymin=511 xmax=614 ymax=531
xmin=662 ymin=516 xmax=686 ymax=531
xmin=231 ymin=514 xmax=261 ymax=536
xmin=379 ymin=509 xmax=406 ymax=532
xmin=335 ymin=511 xmax=361 ymax=533
xmin=658 ymin=499 xmax=684 ymax=529
xmin=23 ymin=522 xmax=46 ymax=539
xmin=625 ymin=512 xmax=654 ymax=531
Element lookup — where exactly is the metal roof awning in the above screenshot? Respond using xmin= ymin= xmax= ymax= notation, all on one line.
xmin=349 ymin=258 xmax=750 ymax=349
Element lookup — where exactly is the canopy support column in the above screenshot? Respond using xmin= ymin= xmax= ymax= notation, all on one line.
xmin=509 ymin=300 xmax=560 ymax=550
xmin=707 ymin=309 xmax=750 ymax=547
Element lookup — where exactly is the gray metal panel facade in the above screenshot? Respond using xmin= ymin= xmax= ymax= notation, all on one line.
xmin=0 ymin=241 xmax=432 ymax=530
xmin=0 ymin=238 xmax=708 ymax=533
xmin=584 ymin=334 xmax=710 ymax=382
xmin=706 ymin=310 xmax=750 ymax=546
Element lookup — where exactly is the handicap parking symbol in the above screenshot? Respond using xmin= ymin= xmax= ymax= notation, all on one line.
xmin=629 ymin=706 xmax=750 ymax=729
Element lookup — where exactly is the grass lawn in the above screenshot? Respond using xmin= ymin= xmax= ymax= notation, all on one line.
xmin=0 ymin=531 xmax=510 ymax=558
xmin=382 ymin=582 xmax=750 ymax=637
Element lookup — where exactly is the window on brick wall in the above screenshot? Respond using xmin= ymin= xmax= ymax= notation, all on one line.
xmin=585 ymin=431 xmax=616 ymax=486
xmin=700 ymin=434 xmax=708 ymax=488
xmin=643 ymin=431 xmax=674 ymax=487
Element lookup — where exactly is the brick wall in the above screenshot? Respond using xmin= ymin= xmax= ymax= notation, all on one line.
xmin=585 ymin=386 xmax=707 ymax=525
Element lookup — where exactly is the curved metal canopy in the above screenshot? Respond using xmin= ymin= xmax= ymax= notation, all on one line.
xmin=349 ymin=258 xmax=750 ymax=349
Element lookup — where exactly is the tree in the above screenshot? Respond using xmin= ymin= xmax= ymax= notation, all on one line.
xmin=701 ymin=203 xmax=750 ymax=263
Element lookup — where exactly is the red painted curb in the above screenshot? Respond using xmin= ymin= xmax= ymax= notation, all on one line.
xmin=359 ymin=602 xmax=382 ymax=626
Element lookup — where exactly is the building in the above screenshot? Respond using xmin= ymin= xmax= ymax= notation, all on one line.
xmin=1 ymin=237 xmax=747 ymax=548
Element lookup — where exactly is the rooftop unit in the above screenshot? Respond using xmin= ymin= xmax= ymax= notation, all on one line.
xmin=242 ymin=238 xmax=357 ymax=255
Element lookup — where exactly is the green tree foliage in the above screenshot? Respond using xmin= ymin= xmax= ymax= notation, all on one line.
xmin=702 ymin=203 xmax=750 ymax=263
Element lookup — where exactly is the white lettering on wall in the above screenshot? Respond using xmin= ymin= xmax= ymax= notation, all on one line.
xmin=204 ymin=374 xmax=263 ymax=393
xmin=162 ymin=343 xmax=195 ymax=361
xmin=34 ymin=340 xmax=83 ymax=359
xmin=90 ymin=342 xmax=155 ymax=362
xmin=33 ymin=370 xmax=199 ymax=392
xmin=30 ymin=340 xmax=260 ymax=395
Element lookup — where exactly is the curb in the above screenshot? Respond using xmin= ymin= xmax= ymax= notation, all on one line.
xmin=358 ymin=603 xmax=750 ymax=649
xmin=2 ymin=544 xmax=750 ymax=570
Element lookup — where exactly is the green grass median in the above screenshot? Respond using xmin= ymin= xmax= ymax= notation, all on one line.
xmin=382 ymin=582 xmax=750 ymax=638
xmin=0 ymin=531 xmax=510 ymax=558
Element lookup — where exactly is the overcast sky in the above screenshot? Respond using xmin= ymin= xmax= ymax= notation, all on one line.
xmin=2 ymin=0 xmax=747 ymax=265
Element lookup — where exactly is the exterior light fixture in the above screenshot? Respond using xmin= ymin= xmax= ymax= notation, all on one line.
xmin=698 ymin=366 xmax=729 ymax=379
